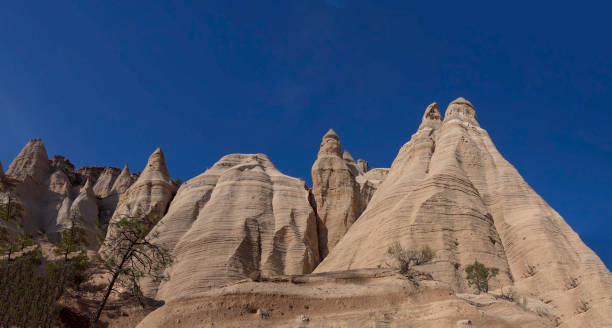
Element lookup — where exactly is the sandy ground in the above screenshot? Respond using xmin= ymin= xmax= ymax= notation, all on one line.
xmin=133 ymin=269 xmax=555 ymax=328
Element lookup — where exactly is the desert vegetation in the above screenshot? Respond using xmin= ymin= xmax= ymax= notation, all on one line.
xmin=0 ymin=177 xmax=172 ymax=327
xmin=465 ymin=260 xmax=499 ymax=293
xmin=386 ymin=241 xmax=434 ymax=276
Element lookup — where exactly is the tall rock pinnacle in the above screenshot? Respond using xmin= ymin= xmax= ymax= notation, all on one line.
xmin=311 ymin=129 xmax=362 ymax=259
xmin=7 ymin=138 xmax=51 ymax=184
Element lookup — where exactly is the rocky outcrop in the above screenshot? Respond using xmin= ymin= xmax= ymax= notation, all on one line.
xmin=356 ymin=168 xmax=389 ymax=207
xmin=3 ymin=139 xmax=137 ymax=249
xmin=54 ymin=179 xmax=100 ymax=247
xmin=93 ymin=167 xmax=121 ymax=198
xmin=311 ymin=129 xmax=362 ymax=259
xmin=108 ymin=148 xmax=177 ymax=226
xmin=151 ymin=154 xmax=319 ymax=301
xmin=111 ymin=165 xmax=135 ymax=195
xmin=7 ymin=138 xmax=51 ymax=184
xmin=315 ymin=99 xmax=612 ymax=326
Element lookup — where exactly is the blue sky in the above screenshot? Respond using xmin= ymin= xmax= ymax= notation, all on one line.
xmin=1 ymin=1 xmax=610 ymax=268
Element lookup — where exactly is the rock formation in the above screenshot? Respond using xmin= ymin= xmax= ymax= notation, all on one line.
xmin=150 ymin=154 xmax=319 ymax=301
xmin=314 ymin=99 xmax=612 ymax=326
xmin=3 ymin=139 xmax=137 ymax=248
xmin=311 ymin=129 xmax=363 ymax=259
xmin=356 ymin=168 xmax=389 ymax=207
xmin=111 ymin=165 xmax=135 ymax=195
xmin=7 ymin=138 xmax=51 ymax=185
xmin=54 ymin=179 xmax=100 ymax=247
xmin=107 ymin=149 xmax=177 ymax=228
xmin=93 ymin=167 xmax=121 ymax=198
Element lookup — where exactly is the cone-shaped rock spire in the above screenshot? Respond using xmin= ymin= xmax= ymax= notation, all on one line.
xmin=111 ymin=164 xmax=134 ymax=194
xmin=140 ymin=148 xmax=172 ymax=182
xmin=312 ymin=130 xmax=362 ymax=259
xmin=419 ymin=102 xmax=443 ymax=130
xmin=7 ymin=138 xmax=50 ymax=184
xmin=443 ymin=97 xmax=479 ymax=126
xmin=107 ymin=148 xmax=177 ymax=230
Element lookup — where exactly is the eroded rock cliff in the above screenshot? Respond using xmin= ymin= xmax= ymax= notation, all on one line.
xmin=151 ymin=154 xmax=319 ymax=301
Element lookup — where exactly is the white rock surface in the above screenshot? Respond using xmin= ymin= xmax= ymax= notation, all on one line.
xmin=153 ymin=154 xmax=319 ymax=301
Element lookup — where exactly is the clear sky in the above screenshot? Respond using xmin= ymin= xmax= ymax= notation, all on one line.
xmin=1 ymin=1 xmax=610 ymax=268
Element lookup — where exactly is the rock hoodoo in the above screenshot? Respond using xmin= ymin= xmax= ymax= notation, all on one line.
xmin=151 ymin=154 xmax=319 ymax=301
xmin=315 ymin=98 xmax=612 ymax=326
xmin=311 ymin=129 xmax=363 ymax=259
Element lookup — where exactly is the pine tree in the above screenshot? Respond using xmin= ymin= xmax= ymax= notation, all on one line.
xmin=93 ymin=206 xmax=172 ymax=323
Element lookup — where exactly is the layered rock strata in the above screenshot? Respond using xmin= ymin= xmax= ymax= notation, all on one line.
xmin=150 ymin=154 xmax=319 ymax=301
xmin=315 ymin=99 xmax=612 ymax=326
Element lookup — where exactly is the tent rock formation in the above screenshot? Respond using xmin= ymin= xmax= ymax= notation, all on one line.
xmin=149 ymin=154 xmax=320 ymax=301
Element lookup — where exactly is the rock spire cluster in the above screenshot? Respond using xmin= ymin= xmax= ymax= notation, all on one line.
xmin=3 ymin=97 xmax=611 ymax=327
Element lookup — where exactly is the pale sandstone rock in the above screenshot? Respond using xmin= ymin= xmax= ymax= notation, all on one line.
xmin=55 ymin=179 xmax=100 ymax=247
xmin=153 ymin=154 xmax=319 ymax=301
xmin=311 ymin=129 xmax=362 ymax=259
xmin=48 ymin=170 xmax=71 ymax=196
xmin=108 ymin=149 xmax=177 ymax=226
xmin=4 ymin=139 xmax=134 ymax=249
xmin=356 ymin=159 xmax=369 ymax=175
xmin=356 ymin=168 xmax=389 ymax=207
xmin=7 ymin=138 xmax=51 ymax=184
xmin=93 ymin=167 xmax=121 ymax=198
xmin=111 ymin=164 xmax=136 ymax=195
xmin=315 ymin=99 xmax=612 ymax=327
